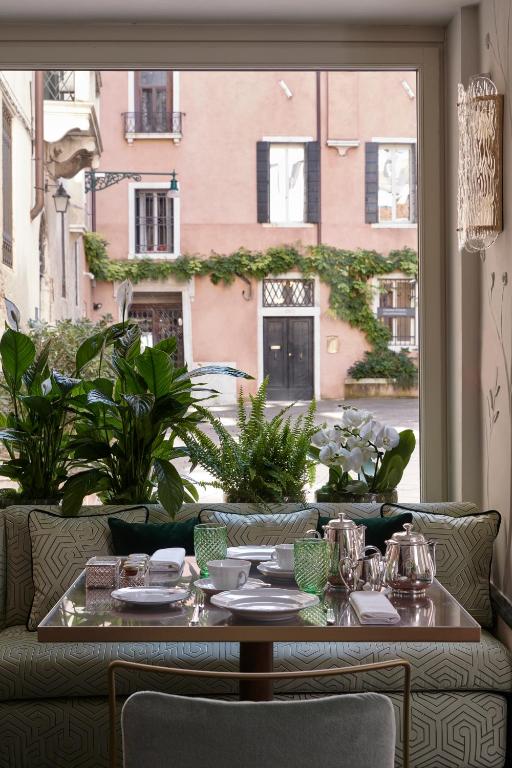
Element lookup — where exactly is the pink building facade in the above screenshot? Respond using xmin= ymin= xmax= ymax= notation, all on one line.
xmin=90 ymin=71 xmax=417 ymax=401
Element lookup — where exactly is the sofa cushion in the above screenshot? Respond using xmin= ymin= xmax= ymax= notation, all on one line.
xmin=382 ymin=503 xmax=500 ymax=627
xmin=1 ymin=624 xmax=510 ymax=702
xmin=199 ymin=508 xmax=319 ymax=546
xmin=108 ymin=516 xmax=198 ymax=556
xmin=27 ymin=507 xmax=149 ymax=631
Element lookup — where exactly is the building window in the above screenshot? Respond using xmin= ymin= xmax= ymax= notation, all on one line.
xmin=269 ymin=144 xmax=305 ymax=223
xmin=2 ymin=106 xmax=13 ymax=268
xmin=134 ymin=71 xmax=172 ymax=133
xmin=43 ymin=71 xmax=76 ymax=101
xmin=378 ymin=145 xmax=413 ymax=223
xmin=135 ymin=190 xmax=174 ymax=254
xmin=377 ymin=278 xmax=417 ymax=346
xmin=263 ymin=278 xmax=314 ymax=307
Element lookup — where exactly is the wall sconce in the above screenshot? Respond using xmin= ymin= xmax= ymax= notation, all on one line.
xmin=457 ymin=75 xmax=503 ymax=252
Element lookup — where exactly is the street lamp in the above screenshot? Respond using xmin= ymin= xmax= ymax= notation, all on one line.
xmin=53 ymin=183 xmax=70 ymax=298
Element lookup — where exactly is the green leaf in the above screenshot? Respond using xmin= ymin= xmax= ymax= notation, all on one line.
xmin=75 ymin=332 xmax=105 ymax=373
xmin=62 ymin=469 xmax=110 ymax=516
xmin=374 ymin=429 xmax=415 ymax=492
xmin=122 ymin=393 xmax=155 ymax=417
xmin=87 ymin=389 xmax=118 ymax=408
xmin=0 ymin=329 xmax=36 ymax=386
xmin=153 ymin=337 xmax=177 ymax=356
xmin=184 ymin=365 xmax=252 ymax=380
xmin=52 ymin=371 xmax=81 ymax=394
xmin=0 ymin=428 xmax=26 ymax=445
xmin=135 ymin=348 xmax=174 ymax=398
xmin=23 ymin=339 xmax=51 ymax=391
xmin=18 ymin=395 xmax=53 ymax=418
xmin=153 ymin=458 xmax=184 ymax=518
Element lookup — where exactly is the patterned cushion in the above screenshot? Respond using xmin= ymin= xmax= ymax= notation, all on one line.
xmin=382 ymin=504 xmax=500 ymax=627
xmin=1 ymin=505 xmax=150 ymax=627
xmin=27 ymin=508 xmax=148 ymax=631
xmin=199 ymin=508 xmax=319 ymax=546
xmin=0 ymin=692 xmax=507 ymax=768
xmin=1 ymin=624 xmax=510 ymax=702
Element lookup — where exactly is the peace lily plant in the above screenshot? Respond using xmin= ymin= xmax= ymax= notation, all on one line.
xmin=311 ymin=406 xmax=416 ymax=502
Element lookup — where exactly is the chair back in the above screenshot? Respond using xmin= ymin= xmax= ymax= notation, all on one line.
xmin=122 ymin=689 xmax=396 ymax=768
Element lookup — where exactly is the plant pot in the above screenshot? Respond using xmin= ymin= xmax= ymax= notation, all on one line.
xmin=315 ymin=487 xmax=398 ymax=505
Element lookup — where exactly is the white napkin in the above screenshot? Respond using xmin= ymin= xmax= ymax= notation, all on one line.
xmin=349 ymin=591 xmax=400 ymax=625
xmin=149 ymin=548 xmax=186 ymax=573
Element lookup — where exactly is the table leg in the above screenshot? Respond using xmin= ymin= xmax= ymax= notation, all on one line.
xmin=239 ymin=641 xmax=274 ymax=701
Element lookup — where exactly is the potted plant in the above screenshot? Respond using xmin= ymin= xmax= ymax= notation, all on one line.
xmin=181 ymin=378 xmax=318 ymax=504
xmin=311 ymin=406 xmax=415 ymax=503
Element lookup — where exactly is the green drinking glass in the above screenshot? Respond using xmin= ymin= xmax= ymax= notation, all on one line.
xmin=294 ymin=538 xmax=330 ymax=596
xmin=194 ymin=524 xmax=228 ymax=577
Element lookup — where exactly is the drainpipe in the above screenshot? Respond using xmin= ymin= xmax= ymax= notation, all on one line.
xmin=316 ymin=71 xmax=322 ymax=245
xmin=30 ymin=71 xmax=44 ymax=220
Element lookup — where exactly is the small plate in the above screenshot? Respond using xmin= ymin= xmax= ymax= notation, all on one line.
xmin=111 ymin=587 xmax=190 ymax=606
xmin=211 ymin=588 xmax=318 ymax=621
xmin=257 ymin=561 xmax=295 ymax=581
xmin=194 ymin=577 xmax=269 ymax=596
xmin=227 ymin=546 xmax=275 ymax=563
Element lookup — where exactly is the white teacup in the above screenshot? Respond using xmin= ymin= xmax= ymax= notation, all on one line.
xmin=271 ymin=544 xmax=294 ymax=570
xmin=207 ymin=559 xmax=251 ymax=590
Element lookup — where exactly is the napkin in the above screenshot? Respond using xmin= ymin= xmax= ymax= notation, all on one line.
xmin=349 ymin=591 xmax=400 ymax=625
xmin=149 ymin=548 xmax=186 ymax=573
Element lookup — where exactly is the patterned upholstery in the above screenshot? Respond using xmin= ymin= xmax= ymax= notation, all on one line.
xmin=1 ymin=625 xmax=510 ymax=701
xmin=0 ymin=692 xmax=507 ymax=768
xmin=199 ymin=508 xmax=319 ymax=545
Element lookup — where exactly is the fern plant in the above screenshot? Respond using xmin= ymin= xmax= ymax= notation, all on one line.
xmin=181 ymin=379 xmax=318 ymax=503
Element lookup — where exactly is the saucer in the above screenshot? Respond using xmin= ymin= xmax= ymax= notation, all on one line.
xmin=257 ymin=561 xmax=296 ymax=581
xmin=194 ymin=577 xmax=269 ymax=596
xmin=111 ymin=587 xmax=190 ymax=606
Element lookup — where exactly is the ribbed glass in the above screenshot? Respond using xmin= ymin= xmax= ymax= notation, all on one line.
xmin=294 ymin=538 xmax=330 ymax=596
xmin=194 ymin=524 xmax=228 ymax=577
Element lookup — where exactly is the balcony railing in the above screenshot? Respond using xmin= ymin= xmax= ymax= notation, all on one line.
xmin=44 ymin=71 xmax=76 ymax=101
xmin=123 ymin=111 xmax=183 ymax=134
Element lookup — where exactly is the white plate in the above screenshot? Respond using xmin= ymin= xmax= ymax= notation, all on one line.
xmin=194 ymin=577 xmax=270 ymax=596
xmin=257 ymin=561 xmax=296 ymax=581
xmin=210 ymin=588 xmax=318 ymax=621
xmin=111 ymin=587 xmax=190 ymax=606
xmin=227 ymin=545 xmax=275 ymax=562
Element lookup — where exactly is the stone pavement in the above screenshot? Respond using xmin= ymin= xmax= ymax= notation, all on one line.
xmin=178 ymin=397 xmax=420 ymax=504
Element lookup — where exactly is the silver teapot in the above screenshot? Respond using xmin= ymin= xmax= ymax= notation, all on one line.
xmin=308 ymin=513 xmax=379 ymax=591
xmin=383 ymin=522 xmax=437 ymax=596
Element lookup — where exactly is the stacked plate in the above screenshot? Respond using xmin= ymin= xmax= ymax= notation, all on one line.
xmin=257 ymin=561 xmax=296 ymax=583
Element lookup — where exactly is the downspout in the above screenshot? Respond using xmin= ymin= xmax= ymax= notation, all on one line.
xmin=316 ymin=71 xmax=322 ymax=245
xmin=30 ymin=71 xmax=44 ymax=220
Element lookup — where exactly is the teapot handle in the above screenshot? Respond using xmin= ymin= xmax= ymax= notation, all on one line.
xmin=363 ymin=545 xmax=381 ymax=558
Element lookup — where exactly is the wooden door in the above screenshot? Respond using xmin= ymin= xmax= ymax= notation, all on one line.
xmin=263 ymin=317 xmax=314 ymax=400
xmin=129 ymin=293 xmax=184 ymax=366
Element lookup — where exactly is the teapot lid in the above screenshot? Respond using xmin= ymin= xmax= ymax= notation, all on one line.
xmin=325 ymin=512 xmax=357 ymax=530
xmin=389 ymin=522 xmax=427 ymax=544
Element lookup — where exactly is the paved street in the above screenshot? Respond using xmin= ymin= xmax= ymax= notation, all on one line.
xmin=178 ymin=397 xmax=420 ymax=503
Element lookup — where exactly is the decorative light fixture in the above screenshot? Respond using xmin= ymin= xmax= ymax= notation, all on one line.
xmin=457 ymin=75 xmax=503 ymax=252
xmin=52 ymin=182 xmax=71 ymax=215
xmin=169 ymin=170 xmax=179 ymax=193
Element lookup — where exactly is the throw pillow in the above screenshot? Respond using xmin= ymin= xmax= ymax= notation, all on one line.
xmin=108 ymin=516 xmax=198 ymax=556
xmin=381 ymin=502 xmax=500 ymax=627
xmin=317 ymin=512 xmax=413 ymax=554
xmin=27 ymin=506 xmax=149 ymax=631
xmin=199 ymin=508 xmax=319 ymax=546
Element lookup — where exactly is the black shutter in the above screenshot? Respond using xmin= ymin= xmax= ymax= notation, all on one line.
xmin=306 ymin=140 xmax=320 ymax=224
xmin=410 ymin=142 xmax=417 ymax=224
xmin=365 ymin=142 xmax=379 ymax=224
xmin=256 ymin=141 xmax=270 ymax=223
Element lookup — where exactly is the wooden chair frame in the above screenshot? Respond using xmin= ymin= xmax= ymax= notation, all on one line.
xmin=108 ymin=658 xmax=411 ymax=768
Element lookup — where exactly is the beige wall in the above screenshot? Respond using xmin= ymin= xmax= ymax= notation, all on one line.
xmin=93 ymin=70 xmax=416 ymax=397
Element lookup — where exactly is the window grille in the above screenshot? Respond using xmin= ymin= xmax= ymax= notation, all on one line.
xmin=263 ymin=279 xmax=314 ymax=307
xmin=377 ymin=278 xmax=416 ymax=345
xmin=44 ymin=71 xmax=76 ymax=101
xmin=135 ymin=191 xmax=174 ymax=254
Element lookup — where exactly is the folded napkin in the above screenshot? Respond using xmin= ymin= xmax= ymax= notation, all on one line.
xmin=349 ymin=591 xmax=400 ymax=625
xmin=149 ymin=548 xmax=186 ymax=573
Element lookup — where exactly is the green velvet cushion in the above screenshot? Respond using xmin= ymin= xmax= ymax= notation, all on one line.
xmin=108 ymin=516 xmax=198 ymax=556
xmin=317 ymin=512 xmax=413 ymax=553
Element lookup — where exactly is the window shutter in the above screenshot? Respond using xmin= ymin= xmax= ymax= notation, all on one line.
xmin=256 ymin=142 xmax=270 ymax=223
xmin=306 ymin=140 xmax=320 ymax=224
xmin=365 ymin=142 xmax=379 ymax=224
xmin=410 ymin=142 xmax=417 ymax=224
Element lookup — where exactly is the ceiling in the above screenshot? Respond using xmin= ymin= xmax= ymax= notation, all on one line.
xmin=0 ymin=0 xmax=471 ymax=24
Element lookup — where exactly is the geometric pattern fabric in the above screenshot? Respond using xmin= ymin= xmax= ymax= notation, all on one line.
xmin=198 ymin=508 xmax=320 ymax=546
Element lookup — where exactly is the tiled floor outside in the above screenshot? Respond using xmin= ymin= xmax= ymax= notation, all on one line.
xmin=177 ymin=397 xmax=420 ymax=503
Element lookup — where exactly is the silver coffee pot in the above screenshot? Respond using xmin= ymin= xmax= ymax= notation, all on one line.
xmin=383 ymin=522 xmax=437 ymax=596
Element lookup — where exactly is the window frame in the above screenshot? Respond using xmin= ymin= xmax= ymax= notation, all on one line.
xmin=374 ymin=274 xmax=418 ymax=350
xmin=268 ymin=142 xmax=306 ymax=225
xmin=0 ymin=24 xmax=446 ymax=501
xmin=2 ymin=104 xmax=13 ymax=268
xmin=128 ymin=182 xmax=180 ymax=259
xmin=126 ymin=71 xmax=181 ymax=142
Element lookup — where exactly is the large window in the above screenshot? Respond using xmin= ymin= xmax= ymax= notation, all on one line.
xmin=135 ymin=190 xmax=174 ymax=254
xmin=378 ymin=278 xmax=417 ymax=346
xmin=378 ymin=144 xmax=414 ymax=224
xmin=2 ymin=106 xmax=13 ymax=267
xmin=135 ymin=71 xmax=172 ymax=132
xmin=269 ymin=143 xmax=305 ymax=224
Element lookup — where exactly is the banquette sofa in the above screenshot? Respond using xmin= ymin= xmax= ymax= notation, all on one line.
xmin=0 ymin=501 xmax=510 ymax=768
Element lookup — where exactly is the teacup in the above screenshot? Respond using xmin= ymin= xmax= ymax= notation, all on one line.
xmin=206 ymin=559 xmax=251 ymax=590
xmin=271 ymin=544 xmax=294 ymax=571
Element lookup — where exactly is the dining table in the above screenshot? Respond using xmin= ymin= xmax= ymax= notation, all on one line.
xmin=38 ymin=555 xmax=481 ymax=701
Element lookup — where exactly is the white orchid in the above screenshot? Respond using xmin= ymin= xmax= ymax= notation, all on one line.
xmin=374 ymin=424 xmax=400 ymax=451
xmin=311 ymin=428 xmax=330 ymax=448
xmin=341 ymin=407 xmax=372 ymax=430
xmin=346 ymin=434 xmax=377 ymax=463
xmin=359 ymin=419 xmax=382 ymax=443
xmin=334 ymin=446 xmax=364 ymax=473
xmin=319 ymin=442 xmax=340 ymax=464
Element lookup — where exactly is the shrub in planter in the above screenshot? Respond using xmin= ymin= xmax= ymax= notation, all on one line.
xmin=348 ymin=347 xmax=417 ymax=389
xmin=181 ymin=378 xmax=318 ymax=504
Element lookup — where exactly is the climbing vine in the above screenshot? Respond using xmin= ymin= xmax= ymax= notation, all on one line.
xmin=84 ymin=232 xmax=417 ymax=349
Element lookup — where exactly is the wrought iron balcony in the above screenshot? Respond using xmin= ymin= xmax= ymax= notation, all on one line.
xmin=123 ymin=111 xmax=183 ymax=135
xmin=44 ymin=71 xmax=75 ymax=101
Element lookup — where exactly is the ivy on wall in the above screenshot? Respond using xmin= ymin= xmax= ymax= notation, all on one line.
xmin=84 ymin=232 xmax=417 ymax=349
